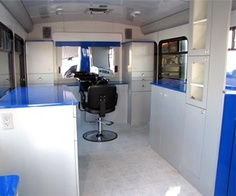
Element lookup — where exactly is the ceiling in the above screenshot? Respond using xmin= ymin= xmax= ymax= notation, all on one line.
xmin=1 ymin=0 xmax=236 ymax=33
xmin=20 ymin=0 xmax=190 ymax=27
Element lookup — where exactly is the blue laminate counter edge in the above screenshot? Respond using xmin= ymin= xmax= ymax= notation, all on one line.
xmin=0 ymin=85 xmax=78 ymax=109
xmin=151 ymin=79 xmax=186 ymax=93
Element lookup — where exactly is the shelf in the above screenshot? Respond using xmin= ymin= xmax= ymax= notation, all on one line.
xmin=193 ymin=19 xmax=207 ymax=24
xmin=190 ymin=83 xmax=204 ymax=88
xmin=190 ymin=86 xmax=204 ymax=101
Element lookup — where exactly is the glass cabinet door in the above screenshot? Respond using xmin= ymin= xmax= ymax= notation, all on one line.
xmin=159 ymin=37 xmax=188 ymax=81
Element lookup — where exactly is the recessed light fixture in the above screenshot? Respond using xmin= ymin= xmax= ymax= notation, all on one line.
xmin=130 ymin=10 xmax=141 ymax=17
xmin=56 ymin=6 xmax=63 ymax=15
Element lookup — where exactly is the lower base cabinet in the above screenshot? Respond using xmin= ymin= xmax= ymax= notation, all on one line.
xmin=181 ymin=104 xmax=206 ymax=179
xmin=128 ymin=91 xmax=151 ymax=125
xmin=0 ymin=105 xmax=79 ymax=196
xmin=149 ymin=85 xmax=185 ymax=171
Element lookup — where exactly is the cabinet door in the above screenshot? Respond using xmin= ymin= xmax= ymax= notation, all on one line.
xmin=131 ymin=42 xmax=154 ymax=72
xmin=27 ymin=73 xmax=54 ymax=85
xmin=182 ymin=104 xmax=206 ymax=178
xmin=26 ymin=41 xmax=54 ymax=74
xmin=130 ymin=91 xmax=151 ymax=124
xmin=149 ymin=85 xmax=163 ymax=153
xmin=160 ymin=89 xmax=185 ymax=171
xmin=186 ymin=56 xmax=209 ymax=109
xmin=188 ymin=0 xmax=213 ymax=55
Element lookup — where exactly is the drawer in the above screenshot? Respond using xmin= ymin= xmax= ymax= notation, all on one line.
xmin=27 ymin=74 xmax=54 ymax=85
xmin=132 ymin=72 xmax=153 ymax=78
xmin=131 ymin=79 xmax=152 ymax=91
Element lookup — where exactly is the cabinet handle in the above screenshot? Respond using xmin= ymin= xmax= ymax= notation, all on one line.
xmin=38 ymin=77 xmax=42 ymax=81
xmin=201 ymin=110 xmax=205 ymax=114
xmin=142 ymin=73 xmax=144 ymax=76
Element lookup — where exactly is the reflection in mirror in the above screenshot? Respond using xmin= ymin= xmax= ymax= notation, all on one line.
xmin=60 ymin=46 xmax=115 ymax=79
xmin=61 ymin=46 xmax=81 ymax=78
xmin=90 ymin=47 xmax=114 ymax=78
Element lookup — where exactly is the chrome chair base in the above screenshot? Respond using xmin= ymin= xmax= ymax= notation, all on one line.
xmin=83 ymin=130 xmax=118 ymax=142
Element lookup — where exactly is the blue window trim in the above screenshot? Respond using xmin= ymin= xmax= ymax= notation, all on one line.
xmin=55 ymin=41 xmax=120 ymax=47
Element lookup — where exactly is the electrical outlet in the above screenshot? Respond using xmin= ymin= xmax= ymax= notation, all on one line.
xmin=2 ymin=113 xmax=13 ymax=129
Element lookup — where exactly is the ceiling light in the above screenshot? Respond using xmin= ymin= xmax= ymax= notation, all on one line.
xmin=130 ymin=10 xmax=141 ymax=18
xmin=56 ymin=6 xmax=63 ymax=15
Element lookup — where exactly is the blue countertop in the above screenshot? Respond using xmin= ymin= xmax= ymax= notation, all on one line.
xmin=151 ymin=79 xmax=186 ymax=93
xmin=0 ymin=85 xmax=78 ymax=109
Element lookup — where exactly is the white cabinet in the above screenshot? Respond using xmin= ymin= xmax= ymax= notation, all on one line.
xmin=182 ymin=104 xmax=206 ymax=179
xmin=186 ymin=56 xmax=209 ymax=109
xmin=26 ymin=41 xmax=54 ymax=85
xmin=188 ymin=0 xmax=213 ymax=55
xmin=0 ymin=105 xmax=79 ymax=196
xmin=128 ymin=91 xmax=151 ymax=125
xmin=149 ymin=85 xmax=185 ymax=171
xmin=187 ymin=0 xmax=212 ymax=109
xmin=122 ymin=41 xmax=155 ymax=124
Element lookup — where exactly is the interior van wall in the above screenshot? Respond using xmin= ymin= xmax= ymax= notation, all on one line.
xmin=231 ymin=9 xmax=236 ymax=26
xmin=0 ymin=4 xmax=26 ymax=39
xmin=27 ymin=21 xmax=146 ymax=41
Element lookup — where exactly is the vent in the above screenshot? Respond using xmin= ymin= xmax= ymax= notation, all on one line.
xmin=43 ymin=27 xmax=52 ymax=39
xmin=125 ymin=28 xmax=132 ymax=39
xmin=85 ymin=7 xmax=113 ymax=15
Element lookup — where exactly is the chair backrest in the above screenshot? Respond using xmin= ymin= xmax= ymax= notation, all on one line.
xmin=86 ymin=85 xmax=118 ymax=117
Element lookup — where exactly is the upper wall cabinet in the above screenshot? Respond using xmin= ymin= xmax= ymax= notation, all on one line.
xmin=186 ymin=56 xmax=209 ymax=109
xmin=188 ymin=0 xmax=213 ymax=56
xmin=26 ymin=40 xmax=54 ymax=85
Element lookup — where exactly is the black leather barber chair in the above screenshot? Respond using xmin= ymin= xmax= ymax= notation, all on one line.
xmin=79 ymin=85 xmax=118 ymax=142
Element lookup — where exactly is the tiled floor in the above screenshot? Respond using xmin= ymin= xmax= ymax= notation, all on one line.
xmin=78 ymin=123 xmax=202 ymax=196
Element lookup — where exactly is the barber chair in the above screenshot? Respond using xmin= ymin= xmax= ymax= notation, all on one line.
xmin=79 ymin=85 xmax=118 ymax=142
xmin=74 ymin=71 xmax=109 ymax=91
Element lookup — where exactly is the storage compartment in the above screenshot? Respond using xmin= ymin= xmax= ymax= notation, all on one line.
xmin=159 ymin=37 xmax=188 ymax=81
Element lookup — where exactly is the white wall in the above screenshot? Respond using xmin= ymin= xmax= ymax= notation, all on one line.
xmin=27 ymin=21 xmax=146 ymax=41
xmin=27 ymin=21 xmax=146 ymax=82
xmin=231 ymin=9 xmax=236 ymax=26
xmin=0 ymin=3 xmax=26 ymax=39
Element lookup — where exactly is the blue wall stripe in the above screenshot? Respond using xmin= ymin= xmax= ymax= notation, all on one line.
xmin=55 ymin=41 xmax=120 ymax=47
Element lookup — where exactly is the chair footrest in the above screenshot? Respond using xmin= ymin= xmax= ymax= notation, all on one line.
xmin=98 ymin=119 xmax=114 ymax=126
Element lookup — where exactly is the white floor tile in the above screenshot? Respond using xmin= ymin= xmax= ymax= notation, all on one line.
xmin=78 ymin=123 xmax=202 ymax=196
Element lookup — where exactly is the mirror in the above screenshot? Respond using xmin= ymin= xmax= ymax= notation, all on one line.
xmin=57 ymin=45 xmax=117 ymax=79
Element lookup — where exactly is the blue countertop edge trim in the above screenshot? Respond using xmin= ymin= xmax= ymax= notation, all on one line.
xmin=0 ymin=85 xmax=78 ymax=109
xmin=151 ymin=81 xmax=186 ymax=93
